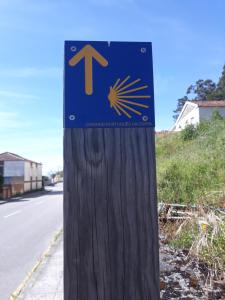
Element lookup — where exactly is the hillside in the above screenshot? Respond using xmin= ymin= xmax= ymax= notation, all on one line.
xmin=156 ymin=118 xmax=225 ymax=206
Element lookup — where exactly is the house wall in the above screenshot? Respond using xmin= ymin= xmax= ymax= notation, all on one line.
xmin=4 ymin=161 xmax=24 ymax=177
xmin=199 ymin=107 xmax=225 ymax=121
xmin=11 ymin=181 xmax=24 ymax=196
xmin=0 ymin=161 xmax=3 ymax=177
xmin=173 ymin=105 xmax=199 ymax=131
xmin=24 ymin=161 xmax=42 ymax=192
xmin=3 ymin=161 xmax=24 ymax=195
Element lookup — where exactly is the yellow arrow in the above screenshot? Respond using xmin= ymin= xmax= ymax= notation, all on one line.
xmin=69 ymin=44 xmax=108 ymax=95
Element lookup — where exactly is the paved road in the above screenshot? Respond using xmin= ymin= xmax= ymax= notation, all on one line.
xmin=0 ymin=183 xmax=63 ymax=299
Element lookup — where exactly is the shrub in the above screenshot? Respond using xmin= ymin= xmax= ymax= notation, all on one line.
xmin=211 ymin=110 xmax=223 ymax=121
xmin=195 ymin=121 xmax=210 ymax=135
xmin=180 ymin=124 xmax=197 ymax=141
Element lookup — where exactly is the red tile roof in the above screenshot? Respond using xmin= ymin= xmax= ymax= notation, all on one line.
xmin=0 ymin=152 xmax=41 ymax=164
xmin=192 ymin=100 xmax=225 ymax=107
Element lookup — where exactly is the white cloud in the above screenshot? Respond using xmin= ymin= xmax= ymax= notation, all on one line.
xmin=0 ymin=90 xmax=39 ymax=107
xmin=0 ymin=90 xmax=37 ymax=99
xmin=0 ymin=111 xmax=30 ymax=128
xmin=0 ymin=67 xmax=62 ymax=79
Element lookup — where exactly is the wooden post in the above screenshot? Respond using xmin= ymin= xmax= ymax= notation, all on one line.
xmin=64 ymin=127 xmax=160 ymax=299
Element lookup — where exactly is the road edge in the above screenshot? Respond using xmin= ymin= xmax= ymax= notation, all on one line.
xmin=9 ymin=228 xmax=63 ymax=300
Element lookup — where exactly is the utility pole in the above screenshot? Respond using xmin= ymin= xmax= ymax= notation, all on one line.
xmin=64 ymin=41 xmax=159 ymax=300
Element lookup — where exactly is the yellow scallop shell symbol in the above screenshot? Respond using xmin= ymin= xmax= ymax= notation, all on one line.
xmin=107 ymin=76 xmax=150 ymax=119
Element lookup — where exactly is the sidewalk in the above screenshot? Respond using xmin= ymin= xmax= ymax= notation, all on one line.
xmin=17 ymin=234 xmax=63 ymax=300
xmin=0 ymin=186 xmax=56 ymax=206
xmin=13 ymin=228 xmax=225 ymax=299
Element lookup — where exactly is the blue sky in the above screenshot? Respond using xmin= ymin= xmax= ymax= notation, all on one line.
xmin=0 ymin=0 xmax=224 ymax=174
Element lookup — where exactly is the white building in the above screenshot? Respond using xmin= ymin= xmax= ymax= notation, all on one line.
xmin=172 ymin=100 xmax=225 ymax=131
xmin=0 ymin=152 xmax=42 ymax=199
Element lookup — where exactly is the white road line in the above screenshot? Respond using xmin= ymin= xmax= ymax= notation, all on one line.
xmin=35 ymin=201 xmax=44 ymax=205
xmin=3 ymin=210 xmax=22 ymax=218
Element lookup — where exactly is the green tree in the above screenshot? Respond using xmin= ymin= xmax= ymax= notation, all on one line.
xmin=173 ymin=64 xmax=225 ymax=120
xmin=186 ymin=79 xmax=216 ymax=100
xmin=173 ymin=80 xmax=216 ymax=121
xmin=209 ymin=64 xmax=225 ymax=100
xmin=217 ymin=64 xmax=225 ymax=95
xmin=173 ymin=96 xmax=188 ymax=121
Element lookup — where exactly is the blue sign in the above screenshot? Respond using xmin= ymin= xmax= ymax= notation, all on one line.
xmin=64 ymin=41 xmax=155 ymax=128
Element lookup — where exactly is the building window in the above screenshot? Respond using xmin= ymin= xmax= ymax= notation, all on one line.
xmin=0 ymin=162 xmax=3 ymax=176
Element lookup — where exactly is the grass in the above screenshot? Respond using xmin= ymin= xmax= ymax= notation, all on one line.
xmin=157 ymin=118 xmax=225 ymax=273
xmin=156 ymin=118 xmax=225 ymax=206
xmin=163 ymin=208 xmax=225 ymax=272
xmin=170 ymin=222 xmax=198 ymax=250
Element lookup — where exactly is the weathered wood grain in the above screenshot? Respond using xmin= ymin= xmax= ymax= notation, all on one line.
xmin=64 ymin=127 xmax=160 ymax=300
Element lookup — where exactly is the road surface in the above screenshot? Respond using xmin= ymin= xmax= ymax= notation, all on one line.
xmin=0 ymin=183 xmax=63 ymax=299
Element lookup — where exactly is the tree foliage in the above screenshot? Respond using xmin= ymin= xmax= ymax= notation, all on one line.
xmin=211 ymin=64 xmax=225 ymax=100
xmin=173 ymin=64 xmax=225 ymax=120
xmin=187 ymin=79 xmax=216 ymax=100
xmin=173 ymin=96 xmax=188 ymax=121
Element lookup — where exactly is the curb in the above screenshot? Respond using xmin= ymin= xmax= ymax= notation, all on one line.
xmin=9 ymin=228 xmax=63 ymax=300
xmin=1 ymin=189 xmax=51 ymax=204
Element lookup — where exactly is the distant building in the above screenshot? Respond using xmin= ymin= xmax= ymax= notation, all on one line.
xmin=172 ymin=100 xmax=225 ymax=131
xmin=0 ymin=152 xmax=42 ymax=199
